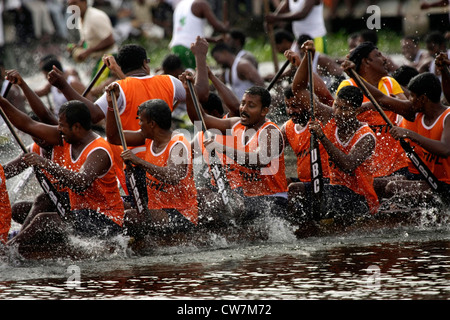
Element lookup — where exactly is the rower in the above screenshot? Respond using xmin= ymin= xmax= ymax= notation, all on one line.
xmin=46 ymin=43 xmax=193 ymax=205
xmin=2 ymin=70 xmax=68 ymax=232
xmin=341 ymin=60 xmax=450 ymax=203
xmin=336 ymin=41 xmax=409 ymax=197
xmin=105 ymin=92 xmax=198 ymax=239
xmin=281 ymin=42 xmax=334 ymax=224
xmin=301 ymin=85 xmax=378 ymax=226
xmin=0 ymin=99 xmax=124 ymax=250
xmin=181 ymin=69 xmax=288 ymax=226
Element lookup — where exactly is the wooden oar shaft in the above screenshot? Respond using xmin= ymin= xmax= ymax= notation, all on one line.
xmin=0 ymin=82 xmax=28 ymax=153
xmin=266 ymin=60 xmax=290 ymax=91
xmin=82 ymin=63 xmax=107 ymax=97
xmin=307 ymin=51 xmax=315 ymax=120
xmin=109 ymin=90 xmax=127 ymax=150
xmin=187 ymin=79 xmax=208 ymax=135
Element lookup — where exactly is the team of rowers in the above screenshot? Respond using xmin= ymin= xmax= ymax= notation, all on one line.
xmin=0 ymin=35 xmax=449 ymax=254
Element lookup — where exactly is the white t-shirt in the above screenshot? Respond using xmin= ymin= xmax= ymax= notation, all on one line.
xmin=80 ymin=6 xmax=117 ymax=59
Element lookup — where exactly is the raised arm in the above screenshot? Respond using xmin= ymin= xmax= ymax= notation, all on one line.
xmin=435 ymin=52 xmax=450 ymax=104
xmin=47 ymin=66 xmax=105 ymax=123
xmin=180 ymin=71 xmax=238 ymax=134
xmin=192 ymin=0 xmax=229 ymax=34
xmin=6 ymin=70 xmax=58 ymax=125
xmin=287 ymin=43 xmax=333 ymax=124
xmin=104 ymin=83 xmax=146 ymax=147
xmin=0 ymin=95 xmax=62 ymax=146
xmin=190 ymin=36 xmax=211 ymax=103
xmin=208 ymin=66 xmax=240 ymax=117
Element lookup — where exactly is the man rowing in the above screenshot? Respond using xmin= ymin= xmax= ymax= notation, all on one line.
xmin=0 ymin=99 xmax=124 ymax=252
xmin=104 ymin=91 xmax=198 ymax=239
xmin=284 ymin=41 xmax=378 ymax=231
xmin=181 ymin=71 xmax=288 ymax=226
xmin=47 ymin=44 xmax=194 ymax=203
xmin=341 ymin=59 xmax=450 ymax=204
xmin=336 ymin=42 xmax=409 ymax=197
xmin=282 ymin=41 xmax=332 ymax=223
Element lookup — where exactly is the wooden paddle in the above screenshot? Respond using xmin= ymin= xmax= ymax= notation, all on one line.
xmin=109 ymin=90 xmax=147 ymax=215
xmin=186 ymin=79 xmax=235 ymax=218
xmin=307 ymin=50 xmax=324 ymax=220
xmin=0 ymin=82 xmax=70 ymax=220
xmin=266 ymin=59 xmax=290 ymax=91
xmin=82 ymin=63 xmax=107 ymax=97
xmin=348 ymin=68 xmax=445 ymax=196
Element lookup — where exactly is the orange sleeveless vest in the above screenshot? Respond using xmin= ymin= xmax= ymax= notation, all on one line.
xmin=32 ymin=143 xmax=67 ymax=192
xmin=232 ymin=121 xmax=288 ymax=197
xmin=111 ymin=75 xmax=177 ymax=193
xmin=403 ymin=108 xmax=450 ymax=183
xmin=284 ymin=119 xmax=330 ymax=181
xmin=338 ymin=77 xmax=408 ymax=177
xmin=63 ymin=136 xmax=124 ymax=226
xmin=324 ymin=119 xmax=380 ymax=214
xmin=196 ymin=130 xmax=243 ymax=190
xmin=0 ymin=164 xmax=12 ymax=243
xmin=144 ymin=134 xmax=198 ymax=224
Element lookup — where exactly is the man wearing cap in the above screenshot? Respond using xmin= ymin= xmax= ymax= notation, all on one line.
xmin=335 ymin=42 xmax=409 ymax=196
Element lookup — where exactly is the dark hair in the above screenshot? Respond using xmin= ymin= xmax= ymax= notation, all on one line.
xmin=162 ymin=54 xmax=183 ymax=72
xmin=244 ymin=86 xmax=271 ymax=109
xmin=59 ymin=100 xmax=92 ymax=130
xmin=40 ymin=54 xmax=63 ymax=72
xmin=336 ymin=86 xmax=363 ymax=109
xmin=349 ymin=41 xmax=377 ymax=72
xmin=274 ymin=29 xmax=294 ymax=44
xmin=138 ymin=99 xmax=172 ymax=130
xmin=392 ymin=65 xmax=419 ymax=87
xmin=229 ymin=29 xmax=246 ymax=46
xmin=359 ymin=29 xmax=378 ymax=45
xmin=117 ymin=44 xmax=148 ymax=74
xmin=425 ymin=31 xmax=446 ymax=46
xmin=211 ymin=43 xmax=234 ymax=56
xmin=283 ymin=86 xmax=294 ymax=99
xmin=202 ymin=92 xmax=224 ymax=116
xmin=407 ymin=72 xmax=442 ymax=103
xmin=297 ymin=34 xmax=313 ymax=47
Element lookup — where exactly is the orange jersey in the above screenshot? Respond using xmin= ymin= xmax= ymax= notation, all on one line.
xmin=63 ymin=136 xmax=124 ymax=226
xmin=336 ymin=77 xmax=409 ymax=177
xmin=403 ymin=108 xmax=450 ymax=183
xmin=323 ymin=119 xmax=380 ymax=214
xmin=231 ymin=121 xmax=288 ymax=197
xmin=196 ymin=131 xmax=243 ymax=190
xmin=32 ymin=143 xmax=67 ymax=192
xmin=117 ymin=75 xmax=176 ymax=158
xmin=284 ymin=119 xmax=330 ymax=181
xmin=0 ymin=164 xmax=11 ymax=243
xmin=145 ymin=134 xmax=198 ymax=224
